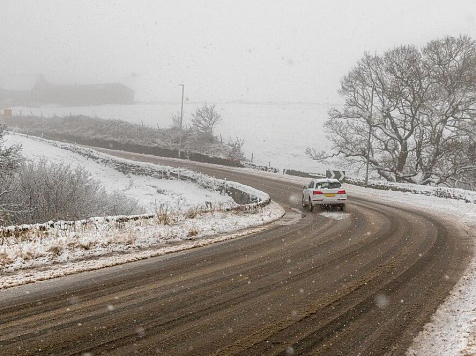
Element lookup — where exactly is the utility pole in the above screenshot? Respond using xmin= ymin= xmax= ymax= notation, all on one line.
xmin=365 ymin=85 xmax=375 ymax=187
xmin=178 ymin=84 xmax=184 ymax=158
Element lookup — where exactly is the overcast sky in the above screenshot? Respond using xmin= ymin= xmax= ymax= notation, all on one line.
xmin=1 ymin=0 xmax=476 ymax=103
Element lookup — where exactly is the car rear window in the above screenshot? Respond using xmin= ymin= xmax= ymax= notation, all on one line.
xmin=318 ymin=182 xmax=341 ymax=189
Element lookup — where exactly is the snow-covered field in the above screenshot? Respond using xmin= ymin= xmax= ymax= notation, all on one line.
xmin=9 ymin=102 xmax=334 ymax=173
xmin=6 ymin=133 xmax=234 ymax=212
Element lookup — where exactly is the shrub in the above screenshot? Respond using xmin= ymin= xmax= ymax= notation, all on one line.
xmin=190 ymin=104 xmax=222 ymax=140
xmin=0 ymin=159 xmax=143 ymax=226
xmin=188 ymin=227 xmax=198 ymax=237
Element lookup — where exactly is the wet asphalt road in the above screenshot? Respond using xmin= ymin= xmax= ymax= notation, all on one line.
xmin=0 ymin=149 xmax=472 ymax=355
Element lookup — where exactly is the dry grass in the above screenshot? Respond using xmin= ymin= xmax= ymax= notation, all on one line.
xmin=188 ymin=227 xmax=199 ymax=237
xmin=78 ymin=240 xmax=95 ymax=250
xmin=125 ymin=232 xmax=137 ymax=245
xmin=155 ymin=205 xmax=174 ymax=225
xmin=0 ymin=252 xmax=12 ymax=266
xmin=48 ymin=245 xmax=63 ymax=256
xmin=186 ymin=208 xmax=199 ymax=219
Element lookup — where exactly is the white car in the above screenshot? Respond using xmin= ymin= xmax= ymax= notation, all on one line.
xmin=302 ymin=178 xmax=347 ymax=211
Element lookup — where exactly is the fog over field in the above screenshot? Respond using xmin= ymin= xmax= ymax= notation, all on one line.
xmin=3 ymin=0 xmax=476 ymax=174
xmin=2 ymin=0 xmax=476 ymax=103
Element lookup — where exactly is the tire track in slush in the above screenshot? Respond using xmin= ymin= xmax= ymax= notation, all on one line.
xmin=0 ymin=149 xmax=471 ymax=356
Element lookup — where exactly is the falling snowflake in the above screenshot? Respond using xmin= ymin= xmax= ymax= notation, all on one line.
xmin=374 ymin=293 xmax=389 ymax=308
xmin=136 ymin=327 xmax=145 ymax=337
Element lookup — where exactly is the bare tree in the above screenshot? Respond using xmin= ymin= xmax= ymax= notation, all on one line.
xmin=416 ymin=36 xmax=476 ymax=184
xmin=190 ymin=104 xmax=222 ymax=140
xmin=227 ymin=137 xmax=245 ymax=162
xmin=308 ymin=47 xmax=425 ymax=182
xmin=309 ymin=36 xmax=476 ymax=186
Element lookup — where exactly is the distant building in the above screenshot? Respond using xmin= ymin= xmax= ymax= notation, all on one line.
xmin=0 ymin=77 xmax=134 ymax=106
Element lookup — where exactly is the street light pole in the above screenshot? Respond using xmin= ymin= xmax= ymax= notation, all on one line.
xmin=365 ymin=85 xmax=375 ymax=187
xmin=178 ymin=84 xmax=184 ymax=158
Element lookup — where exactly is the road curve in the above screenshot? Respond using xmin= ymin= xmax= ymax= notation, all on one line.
xmin=0 ymin=150 xmax=472 ymax=356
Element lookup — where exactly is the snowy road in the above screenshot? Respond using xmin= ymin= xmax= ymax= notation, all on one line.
xmin=0 ymin=150 xmax=472 ymax=355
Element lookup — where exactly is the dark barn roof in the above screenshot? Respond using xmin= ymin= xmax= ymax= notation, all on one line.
xmin=30 ymin=79 xmax=135 ymax=105
xmin=1 ymin=78 xmax=135 ymax=106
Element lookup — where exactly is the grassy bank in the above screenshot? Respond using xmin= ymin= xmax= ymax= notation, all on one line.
xmin=6 ymin=115 xmax=244 ymax=167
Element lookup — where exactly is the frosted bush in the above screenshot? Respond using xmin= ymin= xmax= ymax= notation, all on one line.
xmin=1 ymin=159 xmax=143 ymax=226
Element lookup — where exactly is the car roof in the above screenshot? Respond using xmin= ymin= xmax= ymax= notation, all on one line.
xmin=312 ymin=178 xmax=341 ymax=183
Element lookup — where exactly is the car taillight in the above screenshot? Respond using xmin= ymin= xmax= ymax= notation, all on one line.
xmin=313 ymin=191 xmax=323 ymax=195
xmin=338 ymin=190 xmax=346 ymax=195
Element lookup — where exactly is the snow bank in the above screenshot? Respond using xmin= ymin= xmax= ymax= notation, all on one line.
xmin=0 ymin=202 xmax=285 ymax=289
xmin=0 ymin=203 xmax=284 ymax=275
xmin=0 ymin=133 xmax=279 ymax=288
xmin=7 ymin=133 xmax=270 ymax=208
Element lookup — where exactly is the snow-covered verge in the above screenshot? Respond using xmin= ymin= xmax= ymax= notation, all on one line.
xmin=347 ymin=177 xmax=476 ymax=204
xmin=0 ymin=133 xmax=283 ymax=289
xmin=0 ymin=202 xmax=285 ymax=289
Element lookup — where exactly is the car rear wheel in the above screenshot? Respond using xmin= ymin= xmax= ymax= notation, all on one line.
xmin=340 ymin=204 xmax=346 ymax=211
xmin=302 ymin=195 xmax=307 ymax=207
xmin=309 ymin=198 xmax=313 ymax=212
